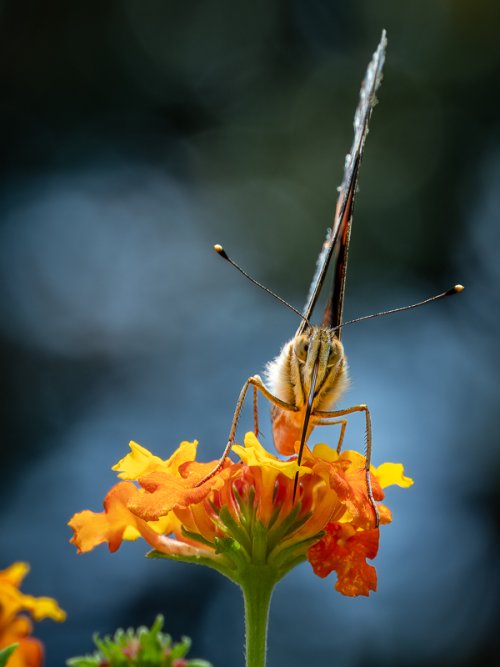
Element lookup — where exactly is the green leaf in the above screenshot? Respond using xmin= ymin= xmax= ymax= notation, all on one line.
xmin=0 ymin=644 xmax=18 ymax=667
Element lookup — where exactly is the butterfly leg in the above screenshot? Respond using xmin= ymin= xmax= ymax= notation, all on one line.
xmin=253 ymin=384 xmax=259 ymax=437
xmin=315 ymin=404 xmax=379 ymax=527
xmin=196 ymin=375 xmax=297 ymax=486
xmin=312 ymin=418 xmax=347 ymax=453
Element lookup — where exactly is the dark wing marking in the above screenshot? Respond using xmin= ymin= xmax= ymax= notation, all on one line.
xmin=297 ymin=30 xmax=387 ymax=338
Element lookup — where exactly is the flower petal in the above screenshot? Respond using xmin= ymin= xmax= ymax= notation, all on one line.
xmin=130 ymin=462 xmax=232 ymax=522
xmin=68 ymin=482 xmax=176 ymax=553
xmin=113 ymin=440 xmax=198 ymax=480
xmin=16 ymin=596 xmax=66 ymax=623
xmin=233 ymin=432 xmax=309 ymax=480
xmin=320 ymin=451 xmax=382 ymax=528
xmin=308 ymin=522 xmax=379 ymax=597
xmin=0 ymin=562 xmax=30 ymax=588
xmin=373 ymin=462 xmax=414 ymax=488
xmin=311 ymin=443 xmax=339 ymax=463
xmin=0 ymin=564 xmax=66 ymax=624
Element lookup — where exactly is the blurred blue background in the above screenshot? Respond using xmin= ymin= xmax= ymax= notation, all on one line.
xmin=0 ymin=2 xmax=499 ymax=666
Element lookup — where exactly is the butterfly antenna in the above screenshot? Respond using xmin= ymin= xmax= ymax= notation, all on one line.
xmin=333 ymin=284 xmax=464 ymax=332
xmin=214 ymin=244 xmax=311 ymax=327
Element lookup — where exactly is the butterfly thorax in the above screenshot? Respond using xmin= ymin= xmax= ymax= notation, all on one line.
xmin=265 ymin=326 xmax=349 ymax=455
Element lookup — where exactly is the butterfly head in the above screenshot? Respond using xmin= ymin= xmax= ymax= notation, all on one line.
xmin=292 ymin=326 xmax=347 ymax=407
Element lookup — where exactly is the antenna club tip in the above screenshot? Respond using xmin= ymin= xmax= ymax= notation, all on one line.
xmin=444 ymin=284 xmax=464 ymax=297
xmin=213 ymin=244 xmax=227 ymax=258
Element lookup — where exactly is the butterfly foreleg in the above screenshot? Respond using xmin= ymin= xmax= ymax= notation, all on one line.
xmin=312 ymin=417 xmax=348 ymax=453
xmin=196 ymin=375 xmax=297 ymax=486
xmin=314 ymin=404 xmax=379 ymax=527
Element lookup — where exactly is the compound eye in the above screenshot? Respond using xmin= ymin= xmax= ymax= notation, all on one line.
xmin=327 ymin=342 xmax=341 ymax=367
xmin=293 ymin=335 xmax=309 ymax=363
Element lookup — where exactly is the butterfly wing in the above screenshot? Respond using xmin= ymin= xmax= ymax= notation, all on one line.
xmin=269 ymin=32 xmax=387 ymax=463
xmin=298 ymin=30 xmax=387 ymax=338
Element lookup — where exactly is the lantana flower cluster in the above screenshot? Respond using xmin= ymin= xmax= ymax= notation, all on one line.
xmin=69 ymin=433 xmax=412 ymax=597
xmin=0 ymin=562 xmax=66 ymax=667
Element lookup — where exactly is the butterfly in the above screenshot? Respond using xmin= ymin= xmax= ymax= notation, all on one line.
xmin=264 ymin=32 xmax=387 ymax=516
xmin=199 ymin=31 xmax=462 ymax=527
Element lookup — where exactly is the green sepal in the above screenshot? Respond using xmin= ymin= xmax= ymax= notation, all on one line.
xmin=218 ymin=506 xmax=252 ymax=555
xmin=181 ymin=527 xmax=215 ymax=549
xmin=266 ymin=503 xmax=310 ymax=553
xmin=146 ymin=549 xmax=239 ymax=584
xmin=271 ymin=532 xmax=324 ymax=572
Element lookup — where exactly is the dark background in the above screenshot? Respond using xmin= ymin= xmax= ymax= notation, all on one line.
xmin=1 ymin=2 xmax=499 ymax=666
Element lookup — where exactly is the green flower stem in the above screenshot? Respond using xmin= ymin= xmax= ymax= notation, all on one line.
xmin=239 ymin=566 xmax=277 ymax=667
xmin=148 ymin=500 xmax=317 ymax=666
